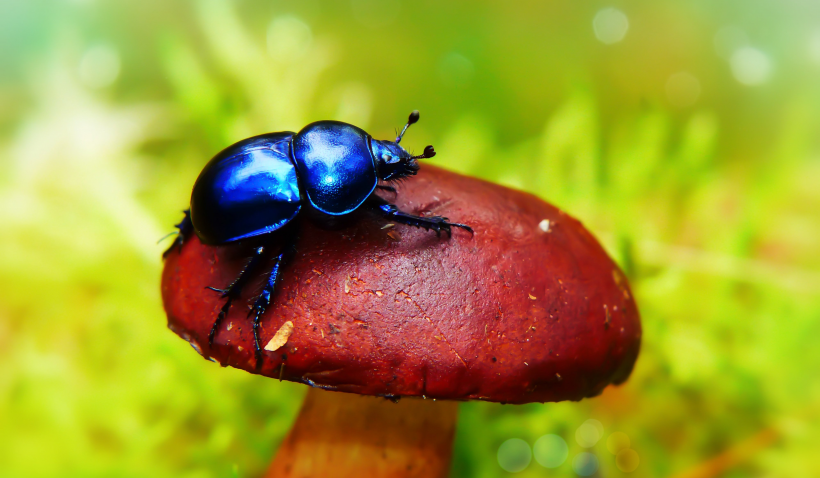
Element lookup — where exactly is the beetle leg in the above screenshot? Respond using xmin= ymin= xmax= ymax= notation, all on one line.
xmin=206 ymin=246 xmax=267 ymax=348
xmin=248 ymin=232 xmax=299 ymax=371
xmin=372 ymin=197 xmax=473 ymax=237
xmin=162 ymin=209 xmax=193 ymax=258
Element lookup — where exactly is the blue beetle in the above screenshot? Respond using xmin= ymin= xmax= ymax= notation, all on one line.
xmin=164 ymin=111 xmax=471 ymax=368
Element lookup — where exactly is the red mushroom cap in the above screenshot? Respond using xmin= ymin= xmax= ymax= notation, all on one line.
xmin=162 ymin=166 xmax=641 ymax=404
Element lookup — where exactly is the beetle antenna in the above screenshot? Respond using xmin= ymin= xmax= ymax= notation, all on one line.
xmin=395 ymin=110 xmax=420 ymax=144
xmin=157 ymin=230 xmax=179 ymax=244
xmin=411 ymin=145 xmax=436 ymax=160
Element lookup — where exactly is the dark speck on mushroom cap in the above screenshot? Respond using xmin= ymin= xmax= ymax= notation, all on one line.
xmin=162 ymin=166 xmax=641 ymax=404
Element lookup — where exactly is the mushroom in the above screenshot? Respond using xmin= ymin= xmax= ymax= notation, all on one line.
xmin=162 ymin=165 xmax=641 ymax=477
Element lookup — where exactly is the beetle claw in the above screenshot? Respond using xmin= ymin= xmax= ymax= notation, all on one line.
xmin=205 ymin=286 xmax=229 ymax=296
xmin=203 ymin=245 xmax=268 ymax=350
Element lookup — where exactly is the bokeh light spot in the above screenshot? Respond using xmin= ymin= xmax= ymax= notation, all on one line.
xmin=78 ymin=45 xmax=121 ymax=89
xmin=439 ymin=52 xmax=475 ymax=87
xmin=333 ymin=82 xmax=373 ymax=127
xmin=533 ymin=434 xmax=568 ymax=468
xmin=585 ymin=419 xmax=603 ymax=436
xmin=606 ymin=432 xmax=631 ymax=455
xmin=616 ymin=449 xmax=640 ymax=472
xmin=572 ymin=452 xmax=599 ymax=476
xmin=593 ymin=8 xmax=629 ymax=45
xmin=351 ymin=0 xmax=401 ymax=27
xmin=665 ymin=71 xmax=701 ymax=107
xmin=713 ymin=25 xmax=748 ymax=59
xmin=730 ymin=47 xmax=772 ymax=86
xmin=575 ymin=420 xmax=602 ymax=448
xmin=808 ymin=30 xmax=820 ymax=65
xmin=267 ymin=16 xmax=313 ymax=61
xmin=497 ymin=438 xmax=532 ymax=473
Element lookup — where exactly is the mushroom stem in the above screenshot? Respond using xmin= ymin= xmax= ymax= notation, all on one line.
xmin=265 ymin=388 xmax=459 ymax=477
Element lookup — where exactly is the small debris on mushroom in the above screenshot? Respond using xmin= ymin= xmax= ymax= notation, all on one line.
xmin=538 ymin=219 xmax=551 ymax=232
xmin=264 ymin=321 xmax=295 ymax=352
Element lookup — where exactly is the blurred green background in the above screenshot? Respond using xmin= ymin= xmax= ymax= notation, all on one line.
xmin=2 ymin=0 xmax=819 ymax=477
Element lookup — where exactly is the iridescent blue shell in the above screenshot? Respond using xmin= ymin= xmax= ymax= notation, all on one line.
xmin=291 ymin=121 xmax=378 ymax=215
xmin=190 ymin=132 xmax=301 ymax=244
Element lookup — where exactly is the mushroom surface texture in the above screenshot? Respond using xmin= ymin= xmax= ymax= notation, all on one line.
xmin=162 ymin=165 xmax=641 ymax=477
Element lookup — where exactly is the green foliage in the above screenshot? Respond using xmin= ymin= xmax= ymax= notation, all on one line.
xmin=1 ymin=1 xmax=819 ymax=476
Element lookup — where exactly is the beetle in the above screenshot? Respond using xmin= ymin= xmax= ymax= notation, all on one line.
xmin=163 ymin=111 xmax=472 ymax=369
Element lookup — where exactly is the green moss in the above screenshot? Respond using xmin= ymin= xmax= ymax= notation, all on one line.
xmin=1 ymin=1 xmax=819 ymax=476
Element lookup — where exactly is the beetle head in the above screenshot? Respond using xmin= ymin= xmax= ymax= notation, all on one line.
xmin=372 ymin=110 xmax=436 ymax=182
